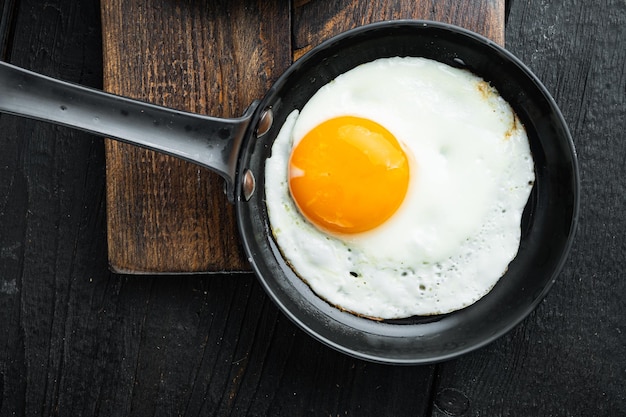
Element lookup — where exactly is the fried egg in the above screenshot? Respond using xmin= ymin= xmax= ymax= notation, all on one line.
xmin=264 ymin=57 xmax=535 ymax=319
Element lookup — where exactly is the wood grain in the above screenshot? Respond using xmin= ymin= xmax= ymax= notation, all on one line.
xmin=101 ymin=0 xmax=291 ymax=273
xmin=431 ymin=1 xmax=626 ymax=416
xmin=0 ymin=0 xmax=17 ymax=60
xmin=2 ymin=0 xmax=626 ymax=415
xmin=102 ymin=0 xmax=504 ymax=274
xmin=293 ymin=0 xmax=504 ymax=59
xmin=0 ymin=0 xmax=107 ymax=415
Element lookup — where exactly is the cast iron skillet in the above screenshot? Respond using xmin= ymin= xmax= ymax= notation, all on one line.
xmin=0 ymin=20 xmax=579 ymax=364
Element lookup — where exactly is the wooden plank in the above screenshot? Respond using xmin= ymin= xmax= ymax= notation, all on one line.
xmin=293 ymin=0 xmax=504 ymax=58
xmin=2 ymin=0 xmax=626 ymax=415
xmin=0 ymin=0 xmax=18 ymax=60
xmin=431 ymin=1 xmax=626 ymax=416
xmin=102 ymin=0 xmax=503 ymax=274
xmin=0 ymin=0 xmax=107 ymax=415
xmin=101 ymin=0 xmax=291 ymax=273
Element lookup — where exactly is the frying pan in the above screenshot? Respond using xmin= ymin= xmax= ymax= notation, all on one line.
xmin=0 ymin=20 xmax=579 ymax=364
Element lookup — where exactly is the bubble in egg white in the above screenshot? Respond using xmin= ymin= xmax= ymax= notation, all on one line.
xmin=264 ymin=57 xmax=535 ymax=319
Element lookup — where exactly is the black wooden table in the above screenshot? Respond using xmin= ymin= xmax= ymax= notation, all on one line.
xmin=0 ymin=0 xmax=624 ymax=415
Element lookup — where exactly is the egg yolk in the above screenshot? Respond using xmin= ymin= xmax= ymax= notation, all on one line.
xmin=288 ymin=116 xmax=410 ymax=234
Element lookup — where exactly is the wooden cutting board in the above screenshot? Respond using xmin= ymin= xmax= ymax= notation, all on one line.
xmin=101 ymin=0 xmax=504 ymax=274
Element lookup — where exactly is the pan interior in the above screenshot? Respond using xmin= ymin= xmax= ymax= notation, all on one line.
xmin=236 ymin=21 xmax=579 ymax=364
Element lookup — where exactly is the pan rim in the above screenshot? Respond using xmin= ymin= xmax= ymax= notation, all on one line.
xmin=236 ymin=19 xmax=580 ymax=365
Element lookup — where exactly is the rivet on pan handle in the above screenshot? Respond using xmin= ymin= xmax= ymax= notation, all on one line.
xmin=242 ymin=107 xmax=273 ymax=201
xmin=256 ymin=107 xmax=274 ymax=137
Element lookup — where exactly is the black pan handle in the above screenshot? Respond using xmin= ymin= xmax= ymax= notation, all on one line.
xmin=0 ymin=60 xmax=258 ymax=201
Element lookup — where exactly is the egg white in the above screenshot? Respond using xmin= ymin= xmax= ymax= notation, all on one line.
xmin=264 ymin=57 xmax=535 ymax=319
